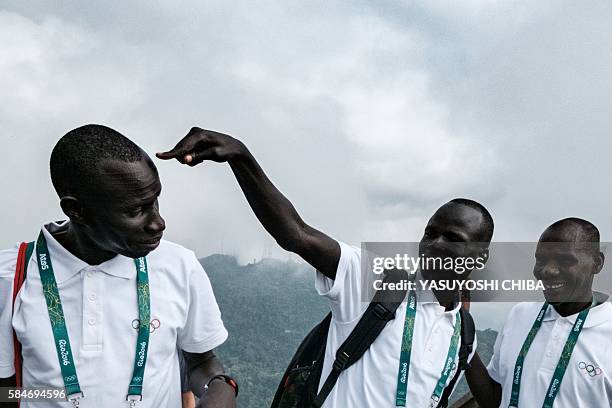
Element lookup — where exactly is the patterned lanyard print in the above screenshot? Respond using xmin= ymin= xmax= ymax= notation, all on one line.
xmin=395 ymin=289 xmax=462 ymax=407
xmin=508 ymin=299 xmax=594 ymax=408
xmin=36 ymin=231 xmax=151 ymax=407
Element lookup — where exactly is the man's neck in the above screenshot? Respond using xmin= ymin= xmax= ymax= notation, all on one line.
xmin=433 ymin=289 xmax=460 ymax=311
xmin=50 ymin=222 xmax=116 ymax=266
xmin=551 ymin=294 xmax=594 ymax=317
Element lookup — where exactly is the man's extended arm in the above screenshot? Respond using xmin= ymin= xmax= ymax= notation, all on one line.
xmin=183 ymin=350 xmax=235 ymax=408
xmin=465 ymin=352 xmax=502 ymax=408
xmin=157 ymin=128 xmax=340 ymax=279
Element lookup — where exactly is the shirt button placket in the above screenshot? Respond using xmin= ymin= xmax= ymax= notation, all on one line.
xmin=543 ymin=320 xmax=564 ymax=369
xmin=83 ymin=268 xmax=102 ymax=348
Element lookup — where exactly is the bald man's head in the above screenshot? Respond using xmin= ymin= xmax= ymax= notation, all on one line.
xmin=539 ymin=217 xmax=600 ymax=252
xmin=534 ymin=218 xmax=604 ymax=305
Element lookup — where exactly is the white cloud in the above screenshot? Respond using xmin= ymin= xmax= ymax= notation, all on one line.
xmin=1 ymin=1 xmax=612 ymax=266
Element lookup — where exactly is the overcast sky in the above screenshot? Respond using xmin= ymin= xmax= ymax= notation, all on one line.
xmin=2 ymin=2 xmax=612 ymax=327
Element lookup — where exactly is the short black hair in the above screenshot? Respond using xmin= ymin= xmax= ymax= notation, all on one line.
xmin=448 ymin=198 xmax=494 ymax=243
xmin=50 ymin=124 xmax=145 ymax=198
xmin=543 ymin=217 xmax=600 ymax=251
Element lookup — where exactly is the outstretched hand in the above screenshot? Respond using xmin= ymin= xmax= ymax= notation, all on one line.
xmin=156 ymin=127 xmax=245 ymax=166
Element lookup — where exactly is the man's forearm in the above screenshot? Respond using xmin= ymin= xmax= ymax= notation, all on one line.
xmin=227 ymin=147 xmax=340 ymax=276
xmin=465 ymin=353 xmax=501 ymax=408
xmin=184 ymin=351 xmax=235 ymax=408
xmin=228 ymin=147 xmax=307 ymax=253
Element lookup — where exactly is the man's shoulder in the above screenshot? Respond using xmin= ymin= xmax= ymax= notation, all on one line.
xmin=155 ymin=239 xmax=194 ymax=256
xmin=0 ymin=244 xmax=21 ymax=279
xmin=505 ymin=302 xmax=544 ymax=328
xmin=148 ymin=239 xmax=201 ymax=270
xmin=337 ymin=241 xmax=361 ymax=264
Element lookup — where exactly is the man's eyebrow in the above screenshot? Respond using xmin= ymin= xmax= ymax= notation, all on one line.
xmin=558 ymin=253 xmax=579 ymax=260
xmin=445 ymin=228 xmax=469 ymax=241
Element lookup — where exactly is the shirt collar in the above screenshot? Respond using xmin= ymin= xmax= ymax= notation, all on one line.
xmin=41 ymin=221 xmax=137 ymax=284
xmin=414 ymin=270 xmax=462 ymax=314
xmin=543 ymin=292 xmax=612 ymax=328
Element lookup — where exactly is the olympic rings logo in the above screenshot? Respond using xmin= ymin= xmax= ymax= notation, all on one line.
xmin=132 ymin=318 xmax=161 ymax=333
xmin=578 ymin=361 xmax=602 ymax=377
xmin=64 ymin=375 xmax=76 ymax=382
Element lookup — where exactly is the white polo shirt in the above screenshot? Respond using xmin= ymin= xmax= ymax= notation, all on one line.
xmin=315 ymin=242 xmax=476 ymax=408
xmin=487 ymin=294 xmax=612 ymax=408
xmin=0 ymin=221 xmax=228 ymax=408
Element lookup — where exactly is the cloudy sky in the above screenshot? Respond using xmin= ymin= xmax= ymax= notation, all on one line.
xmin=2 ymin=1 xmax=612 ymax=326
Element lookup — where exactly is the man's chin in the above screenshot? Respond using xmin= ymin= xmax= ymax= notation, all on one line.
xmin=125 ymin=243 xmax=160 ymax=259
xmin=543 ymin=288 xmax=589 ymax=304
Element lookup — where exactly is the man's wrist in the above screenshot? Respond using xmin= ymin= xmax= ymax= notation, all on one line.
xmin=227 ymin=140 xmax=250 ymax=163
xmin=205 ymin=374 xmax=238 ymax=397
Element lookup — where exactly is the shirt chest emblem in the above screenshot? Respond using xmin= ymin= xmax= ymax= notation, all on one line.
xmin=132 ymin=317 xmax=162 ymax=333
xmin=578 ymin=361 xmax=602 ymax=377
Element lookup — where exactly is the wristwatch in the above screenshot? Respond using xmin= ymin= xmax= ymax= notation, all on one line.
xmin=205 ymin=374 xmax=239 ymax=397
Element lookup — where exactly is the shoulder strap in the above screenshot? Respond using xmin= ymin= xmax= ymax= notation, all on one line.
xmin=312 ymin=269 xmax=409 ymax=408
xmin=12 ymin=242 xmax=34 ymax=390
xmin=436 ymin=307 xmax=476 ymax=408
xmin=270 ymin=312 xmax=332 ymax=408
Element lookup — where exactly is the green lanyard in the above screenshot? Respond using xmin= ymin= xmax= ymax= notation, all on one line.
xmin=35 ymin=231 xmax=151 ymax=407
xmin=508 ymin=299 xmax=594 ymax=408
xmin=395 ymin=290 xmax=417 ymax=406
xmin=429 ymin=312 xmax=461 ymax=407
xmin=395 ymin=290 xmax=462 ymax=407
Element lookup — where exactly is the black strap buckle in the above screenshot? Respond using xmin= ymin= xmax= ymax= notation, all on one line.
xmin=372 ymin=303 xmax=393 ymax=320
xmin=333 ymin=351 xmax=350 ymax=371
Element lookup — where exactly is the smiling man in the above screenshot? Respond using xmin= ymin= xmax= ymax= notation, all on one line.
xmin=157 ymin=127 xmax=494 ymax=407
xmin=0 ymin=125 xmax=236 ymax=408
xmin=466 ymin=217 xmax=612 ymax=407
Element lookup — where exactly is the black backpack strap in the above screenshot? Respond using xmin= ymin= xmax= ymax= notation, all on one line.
xmin=436 ymin=307 xmax=475 ymax=408
xmin=271 ymin=312 xmax=332 ymax=408
xmin=311 ymin=269 xmax=409 ymax=408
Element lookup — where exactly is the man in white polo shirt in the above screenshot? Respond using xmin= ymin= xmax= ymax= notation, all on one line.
xmin=0 ymin=125 xmax=236 ymax=407
xmin=156 ymin=127 xmax=495 ymax=407
xmin=466 ymin=218 xmax=612 ymax=407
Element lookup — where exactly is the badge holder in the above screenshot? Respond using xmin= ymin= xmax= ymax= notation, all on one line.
xmin=67 ymin=391 xmax=84 ymax=407
xmin=127 ymin=394 xmax=142 ymax=407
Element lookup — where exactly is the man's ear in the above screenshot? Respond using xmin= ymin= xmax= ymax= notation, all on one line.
xmin=593 ymin=251 xmax=605 ymax=275
xmin=460 ymin=247 xmax=489 ymax=280
xmin=59 ymin=196 xmax=86 ymax=225
xmin=479 ymin=247 xmax=490 ymax=267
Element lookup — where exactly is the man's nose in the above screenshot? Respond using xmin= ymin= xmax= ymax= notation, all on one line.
xmin=538 ymin=263 xmax=561 ymax=279
xmin=145 ymin=209 xmax=166 ymax=235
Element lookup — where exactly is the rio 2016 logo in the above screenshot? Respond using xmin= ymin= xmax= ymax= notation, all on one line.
xmin=132 ymin=318 xmax=161 ymax=333
xmin=578 ymin=361 xmax=602 ymax=377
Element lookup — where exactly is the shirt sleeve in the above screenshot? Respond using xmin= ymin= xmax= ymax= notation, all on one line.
xmin=487 ymin=315 xmax=507 ymax=384
xmin=314 ymin=241 xmax=367 ymax=323
xmin=177 ymin=250 xmax=228 ymax=353
xmin=0 ymin=245 xmax=19 ymax=378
